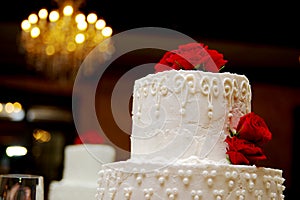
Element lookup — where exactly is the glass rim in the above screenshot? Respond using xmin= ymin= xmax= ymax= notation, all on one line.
xmin=0 ymin=174 xmax=43 ymax=179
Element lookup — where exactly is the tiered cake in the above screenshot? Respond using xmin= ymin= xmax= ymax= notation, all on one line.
xmin=96 ymin=43 xmax=285 ymax=199
xmin=48 ymin=144 xmax=116 ymax=200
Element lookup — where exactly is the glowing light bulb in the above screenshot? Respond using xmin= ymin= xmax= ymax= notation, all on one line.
xmin=95 ymin=19 xmax=106 ymax=30
xmin=102 ymin=27 xmax=113 ymax=37
xmin=21 ymin=20 xmax=31 ymax=31
xmin=87 ymin=13 xmax=97 ymax=24
xmin=49 ymin=11 xmax=59 ymax=22
xmin=63 ymin=5 xmax=73 ymax=16
xmin=75 ymin=33 xmax=85 ymax=44
xmin=38 ymin=8 xmax=48 ymax=19
xmin=77 ymin=21 xmax=87 ymax=31
xmin=75 ymin=13 xmax=86 ymax=23
xmin=31 ymin=27 xmax=41 ymax=38
xmin=28 ymin=13 xmax=38 ymax=24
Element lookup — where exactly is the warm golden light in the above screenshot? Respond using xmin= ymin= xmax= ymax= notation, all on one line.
xmin=75 ymin=33 xmax=85 ymax=44
xmin=102 ymin=26 xmax=113 ymax=37
xmin=21 ymin=20 xmax=31 ymax=31
xmin=46 ymin=45 xmax=55 ymax=56
xmin=0 ymin=102 xmax=25 ymax=121
xmin=13 ymin=102 xmax=22 ymax=113
xmin=38 ymin=8 xmax=48 ymax=19
xmin=63 ymin=5 xmax=73 ymax=16
xmin=33 ymin=129 xmax=51 ymax=143
xmin=87 ymin=13 xmax=97 ymax=24
xmin=5 ymin=102 xmax=14 ymax=113
xmin=20 ymin=2 xmax=114 ymax=81
xmin=49 ymin=10 xmax=59 ymax=22
xmin=75 ymin=13 xmax=85 ymax=23
xmin=28 ymin=13 xmax=38 ymax=24
xmin=95 ymin=19 xmax=106 ymax=30
xmin=30 ymin=27 xmax=41 ymax=38
xmin=77 ymin=20 xmax=88 ymax=31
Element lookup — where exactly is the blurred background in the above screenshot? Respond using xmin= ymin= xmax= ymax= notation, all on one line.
xmin=0 ymin=0 xmax=299 ymax=199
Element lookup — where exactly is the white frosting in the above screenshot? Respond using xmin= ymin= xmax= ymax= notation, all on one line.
xmin=96 ymin=161 xmax=285 ymax=200
xmin=97 ymin=161 xmax=285 ymax=200
xmin=96 ymin=70 xmax=285 ymax=200
xmin=131 ymin=70 xmax=251 ymax=163
xmin=48 ymin=144 xmax=116 ymax=200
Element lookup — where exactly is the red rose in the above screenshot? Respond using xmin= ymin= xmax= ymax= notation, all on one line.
xmin=237 ymin=112 xmax=272 ymax=147
xmin=154 ymin=42 xmax=227 ymax=73
xmin=205 ymin=49 xmax=227 ymax=72
xmin=225 ymin=136 xmax=267 ymax=165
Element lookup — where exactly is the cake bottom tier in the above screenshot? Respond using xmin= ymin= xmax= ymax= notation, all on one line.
xmin=97 ymin=160 xmax=285 ymax=200
xmin=48 ymin=180 xmax=97 ymax=200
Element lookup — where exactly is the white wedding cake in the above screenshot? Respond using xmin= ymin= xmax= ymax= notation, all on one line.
xmin=96 ymin=70 xmax=285 ymax=199
xmin=48 ymin=144 xmax=116 ymax=200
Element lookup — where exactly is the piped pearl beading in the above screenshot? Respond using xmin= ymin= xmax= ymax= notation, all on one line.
xmin=97 ymin=162 xmax=285 ymax=200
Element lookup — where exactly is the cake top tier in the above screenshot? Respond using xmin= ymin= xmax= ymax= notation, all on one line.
xmin=131 ymin=70 xmax=252 ymax=164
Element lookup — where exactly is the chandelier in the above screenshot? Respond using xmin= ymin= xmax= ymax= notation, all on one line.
xmin=19 ymin=0 xmax=114 ymax=82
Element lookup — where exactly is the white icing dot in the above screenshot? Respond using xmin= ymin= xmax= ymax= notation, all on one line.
xmin=225 ymin=171 xmax=230 ymax=178
xmin=166 ymin=188 xmax=171 ymax=194
xmin=169 ymin=194 xmax=175 ymax=199
xmin=207 ymin=178 xmax=213 ymax=186
xmin=208 ymin=111 xmax=213 ymax=119
xmin=163 ymin=169 xmax=169 ymax=176
xmin=172 ymin=188 xmax=178 ymax=194
xmin=252 ymin=173 xmax=257 ymax=179
xmin=211 ymin=170 xmax=217 ymax=176
xmin=98 ymin=170 xmax=104 ymax=175
xmin=160 ymin=86 xmax=168 ymax=95
xmin=213 ymin=85 xmax=219 ymax=95
xmin=202 ymin=170 xmax=209 ymax=177
xmin=136 ymin=176 xmax=142 ymax=184
xmin=180 ymin=108 xmax=185 ymax=115
xmin=186 ymin=170 xmax=192 ymax=177
xmin=249 ymin=181 xmax=254 ymax=189
xmin=183 ymin=177 xmax=189 ymax=185
xmin=178 ymin=170 xmax=184 ymax=176
xmin=225 ymin=85 xmax=231 ymax=92
xmin=244 ymin=173 xmax=250 ymax=179
xmin=266 ymin=182 xmax=271 ymax=189
xmin=158 ymin=177 xmax=165 ymax=185
xmin=145 ymin=194 xmax=150 ymax=199
xmin=232 ymin=171 xmax=238 ymax=179
xmin=228 ymin=180 xmax=234 ymax=188
xmin=148 ymin=188 xmax=153 ymax=194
